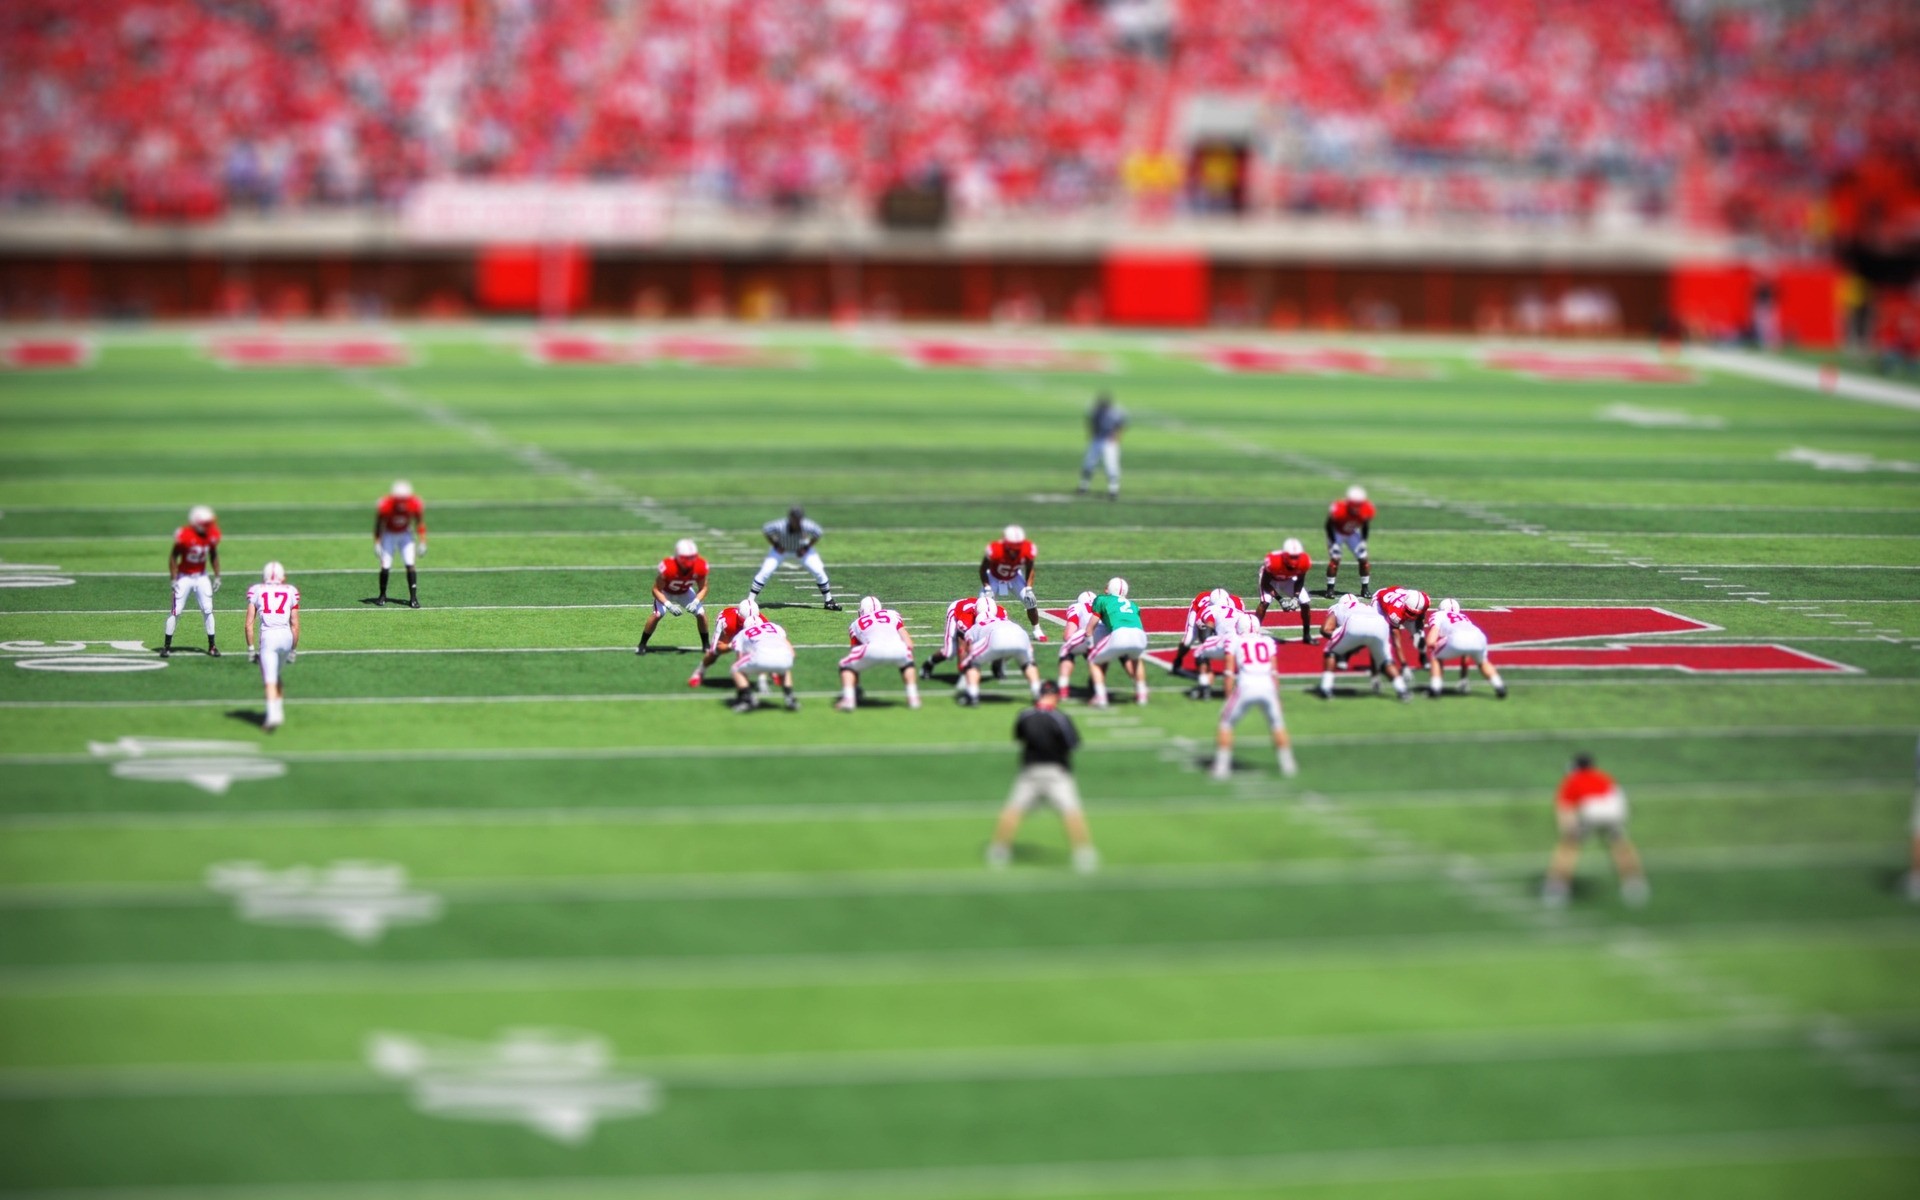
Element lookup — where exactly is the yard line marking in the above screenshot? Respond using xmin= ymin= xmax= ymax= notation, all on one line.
xmin=1686 ymin=345 xmax=1920 ymax=411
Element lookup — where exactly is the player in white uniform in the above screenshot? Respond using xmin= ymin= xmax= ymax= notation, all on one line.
xmin=750 ymin=506 xmax=840 ymax=610
xmin=1422 ymin=599 xmax=1507 ymax=699
xmin=837 ymin=596 xmax=922 ymax=711
xmin=1054 ymin=589 xmax=1098 ymax=694
xmin=244 ymin=562 xmax=300 ymax=732
xmin=726 ymin=597 xmax=799 ymax=713
xmin=959 ymin=597 xmax=1042 ymax=706
xmin=1317 ymin=593 xmax=1408 ymax=700
xmin=1206 ymin=613 xmax=1299 ymax=780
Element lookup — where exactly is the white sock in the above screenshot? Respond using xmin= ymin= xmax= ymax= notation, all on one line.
xmin=1394 ymin=675 xmax=1408 ymax=696
xmin=905 ymin=682 xmax=920 ymax=703
xmin=1319 ymin=670 xmax=1333 ymax=691
xmin=966 ymin=682 xmax=979 ymax=700
xmin=985 ymin=843 xmax=1011 ymax=868
xmin=1092 ymin=684 xmax=1107 ymax=703
xmin=1278 ymin=748 xmax=1298 ymax=777
xmin=841 ymin=683 xmax=856 ymax=705
xmin=1490 ymin=672 xmax=1505 ymax=690
xmin=1213 ymin=748 xmax=1231 ymax=773
xmin=164 ymin=615 xmax=178 ymax=637
xmin=1072 ymin=845 xmax=1099 ymax=873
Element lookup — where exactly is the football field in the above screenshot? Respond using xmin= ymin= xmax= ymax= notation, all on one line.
xmin=1 ymin=328 xmax=1918 ymax=1197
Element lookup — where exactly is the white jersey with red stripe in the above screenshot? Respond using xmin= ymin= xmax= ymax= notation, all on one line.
xmin=849 ymin=608 xmax=910 ymax=653
xmin=1059 ymin=597 xmax=1097 ymax=654
xmin=1184 ymin=591 xmax=1246 ymax=643
xmin=733 ymin=618 xmax=792 ymax=656
xmin=246 ymin=583 xmax=300 ymax=630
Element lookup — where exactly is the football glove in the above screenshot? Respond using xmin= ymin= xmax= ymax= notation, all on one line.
xmin=415 ymin=542 xmax=427 ymax=559
xmin=287 ymin=651 xmax=296 ymax=664
xmin=1019 ymin=586 xmax=1038 ymax=607
xmin=249 ymin=650 xmax=259 ymax=664
xmin=1279 ymin=595 xmax=1300 ymax=612
xmin=210 ymin=576 xmax=222 ymax=594
xmin=663 ymin=601 xmax=684 ymax=617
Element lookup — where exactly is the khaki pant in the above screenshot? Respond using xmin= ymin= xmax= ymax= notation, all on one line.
xmin=1005 ymin=764 xmax=1082 ymax=815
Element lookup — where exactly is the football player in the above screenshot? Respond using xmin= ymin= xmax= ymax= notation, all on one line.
xmin=1169 ymin=587 xmax=1245 ymax=700
xmin=637 ymin=538 xmax=710 ymax=655
xmin=1422 ymin=599 xmax=1507 ymax=699
xmin=1372 ymin=584 xmax=1431 ymax=669
xmin=161 ymin=505 xmax=221 ymax=657
xmin=1317 ymin=592 xmax=1408 ymax=700
xmin=1076 ymin=391 xmax=1126 ymax=500
xmin=1255 ymin=539 xmax=1315 ymax=645
xmin=1322 ymin=486 xmax=1375 ymax=598
xmin=1086 ymin=577 xmax=1150 ymax=707
xmin=1204 ymin=612 xmax=1299 ymax=780
xmin=958 ymin=597 xmax=1042 ymax=706
xmin=724 ymin=597 xmax=799 ymax=713
xmin=1543 ymin=753 xmax=1649 ymax=907
xmin=243 ymin=561 xmax=300 ymax=732
xmin=373 ymin=480 xmax=427 ymax=608
xmin=923 ymin=592 xmax=981 ymax=679
xmin=751 ymin=505 xmax=839 ymax=610
xmin=979 ymin=524 xmax=1046 ymax=640
xmin=1055 ymin=589 xmax=1099 ymax=694
xmin=838 ymin=596 xmax=922 ymax=711
xmin=688 ymin=599 xmax=751 ymax=688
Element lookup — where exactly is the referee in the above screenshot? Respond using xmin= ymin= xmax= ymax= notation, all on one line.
xmin=986 ymin=681 xmax=1099 ymax=873
xmin=1077 ymin=391 xmax=1126 ymax=500
xmin=749 ymin=505 xmax=840 ymax=610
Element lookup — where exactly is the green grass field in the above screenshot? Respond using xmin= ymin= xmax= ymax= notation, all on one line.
xmin=1 ymin=328 xmax=1917 ymax=1198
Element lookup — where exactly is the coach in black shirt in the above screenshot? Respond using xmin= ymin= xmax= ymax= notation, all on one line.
xmin=986 ymin=682 xmax=1100 ymax=873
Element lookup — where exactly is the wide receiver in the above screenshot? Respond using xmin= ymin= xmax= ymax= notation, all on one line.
xmin=1318 ymin=592 xmax=1409 ymax=700
xmin=1169 ymin=587 xmax=1245 ymax=701
xmin=1255 ymin=539 xmax=1315 ymax=644
xmin=1423 ymin=599 xmax=1507 ymax=699
xmin=838 ymin=596 xmax=922 ymax=711
xmin=1204 ymin=612 xmax=1299 ymax=781
xmin=161 ymin=505 xmax=222 ymax=658
xmin=1322 ymin=486 xmax=1376 ymax=598
xmin=957 ymin=596 xmax=1042 ymax=706
xmin=243 ymin=561 xmax=300 ymax=732
xmin=1373 ymin=584 xmax=1431 ymax=670
xmin=1086 ymin=578 xmax=1150 ymax=707
xmin=979 ymin=524 xmax=1047 ymax=641
xmin=372 ymin=480 xmax=427 ymax=607
xmin=637 ymin=538 xmax=710 ymax=655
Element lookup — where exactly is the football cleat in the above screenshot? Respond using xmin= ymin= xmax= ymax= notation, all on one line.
xmin=1033 ymin=629 xmax=1048 ymax=642
xmin=822 ymin=600 xmax=843 ymax=611
xmin=1185 ymin=685 xmax=1212 ymax=701
xmin=730 ymin=698 xmax=757 ymax=713
xmin=157 ymin=647 xmax=171 ymax=659
xmin=833 ymin=698 xmax=855 ymax=712
xmin=375 ymin=597 xmax=387 ymax=607
xmin=1321 ymin=585 xmax=1337 ymax=599
xmin=785 ymin=695 xmax=801 ymax=711
xmin=409 ymin=598 xmax=421 ymax=609
xmin=687 ymin=674 xmax=703 ymax=689
xmin=1315 ymin=685 xmax=1332 ymax=700
xmin=635 ymin=644 xmax=650 ymax=655
xmin=921 ymin=658 xmax=939 ymax=679
xmin=1360 ymin=586 xmax=1374 ymax=600
xmin=206 ymin=646 xmax=221 ymax=658
xmin=1495 ymin=685 xmax=1509 ymax=700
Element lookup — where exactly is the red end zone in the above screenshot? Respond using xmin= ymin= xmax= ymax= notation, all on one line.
xmin=1045 ymin=605 xmax=1850 ymax=675
xmin=208 ymin=336 xmax=412 ymax=368
xmin=2 ymin=338 xmax=91 ymax=369
xmin=895 ymin=340 xmax=1112 ymax=372
xmin=530 ymin=334 xmax=803 ymax=368
xmin=1484 ymin=351 xmax=1695 ymax=384
xmin=1193 ymin=346 xmax=1427 ymax=377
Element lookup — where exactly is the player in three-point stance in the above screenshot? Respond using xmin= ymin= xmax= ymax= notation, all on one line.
xmin=1204 ymin=612 xmax=1299 ymax=781
xmin=838 ymin=596 xmax=923 ymax=711
xmin=922 ymin=593 xmax=981 ymax=680
xmin=373 ymin=480 xmax=426 ymax=607
xmin=161 ymin=505 xmax=221 ymax=658
xmin=980 ymin=524 xmax=1046 ymax=640
xmin=723 ymin=597 xmax=800 ymax=713
xmin=1076 ymin=391 xmax=1126 ymax=500
xmin=1422 ymin=599 xmax=1506 ymax=699
xmin=1255 ymin=539 xmax=1315 ymax=644
xmin=690 ymin=596 xmax=797 ymax=710
xmin=1169 ymin=587 xmax=1245 ymax=700
xmin=1054 ymin=589 xmax=1099 ymax=695
xmin=1543 ymin=753 xmax=1649 ymax=908
xmin=957 ymin=596 xmax=1042 ymax=706
xmin=244 ymin=562 xmax=300 ymax=732
xmin=751 ymin=506 xmax=840 ymax=610
xmin=1372 ymin=584 xmax=1431 ymax=670
xmin=1323 ymin=486 xmax=1375 ymax=598
xmin=1086 ymin=578 xmax=1150 ymax=707
xmin=1317 ymin=592 xmax=1409 ymax=700
xmin=637 ymin=538 xmax=710 ymax=655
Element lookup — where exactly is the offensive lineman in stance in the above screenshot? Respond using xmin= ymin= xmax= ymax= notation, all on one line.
xmin=1086 ymin=578 xmax=1150 ymax=707
xmin=373 ymin=480 xmax=426 ymax=608
xmin=958 ymin=596 xmax=1043 ymax=705
xmin=1318 ymin=592 xmax=1409 ymax=700
xmin=1206 ymin=612 xmax=1299 ymax=780
xmin=751 ymin=506 xmax=840 ymax=610
xmin=1423 ymin=599 xmax=1507 ymax=698
xmin=838 ymin=596 xmax=922 ymax=711
xmin=244 ymin=562 xmax=300 ymax=732
xmin=162 ymin=505 xmax=221 ymax=657
xmin=1055 ymin=589 xmax=1099 ymax=695
xmin=724 ymin=597 xmax=800 ymax=713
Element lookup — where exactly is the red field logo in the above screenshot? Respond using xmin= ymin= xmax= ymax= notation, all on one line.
xmin=2 ymin=338 xmax=91 ymax=369
xmin=895 ymin=340 xmax=1112 ymax=372
xmin=1193 ymin=346 xmax=1426 ymax=377
xmin=1048 ymin=606 xmax=1850 ymax=675
xmin=1485 ymin=351 xmax=1694 ymax=384
xmin=530 ymin=334 xmax=803 ymax=369
xmin=208 ymin=336 xmax=412 ymax=368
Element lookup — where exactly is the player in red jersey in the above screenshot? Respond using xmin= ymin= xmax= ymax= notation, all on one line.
xmin=688 ymin=599 xmax=751 ymax=688
xmin=1371 ymin=584 xmax=1430 ymax=668
xmin=1255 ymin=539 xmax=1315 ymax=645
xmin=1169 ymin=588 xmax=1245 ymax=700
xmin=161 ymin=505 xmax=222 ymax=657
xmin=1322 ymin=486 xmax=1375 ymax=598
xmin=372 ymin=480 xmax=427 ymax=607
xmin=1543 ymin=753 xmax=1649 ymax=907
xmin=979 ymin=524 xmax=1046 ymax=641
xmin=922 ymin=593 xmax=982 ymax=678
xmin=637 ymin=538 xmax=711 ymax=655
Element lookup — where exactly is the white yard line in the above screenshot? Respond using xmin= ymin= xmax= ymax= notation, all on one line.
xmin=1685 ymin=347 xmax=1920 ymax=412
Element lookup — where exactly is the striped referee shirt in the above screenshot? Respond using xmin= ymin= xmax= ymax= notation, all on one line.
xmin=763 ymin=517 xmax=824 ymax=554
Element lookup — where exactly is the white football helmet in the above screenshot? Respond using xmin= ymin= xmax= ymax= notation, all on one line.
xmin=391 ymin=480 xmax=413 ymax=499
xmin=858 ymin=595 xmax=884 ymax=617
xmin=1439 ymin=598 xmax=1461 ymax=615
xmin=1346 ymin=485 xmax=1368 ymax=503
xmin=1076 ymin=590 xmax=1097 ymax=610
xmin=673 ymin=538 xmax=698 ymax=559
xmin=262 ymin=561 xmax=286 ymax=584
xmin=976 ymin=597 xmax=1001 ymax=622
xmin=1282 ymin=537 xmax=1304 ymax=556
xmin=1003 ymin=524 xmax=1026 ymax=544
xmin=1208 ymin=587 xmax=1232 ymax=610
xmin=1336 ymin=592 xmax=1361 ymax=611
xmin=1107 ymin=577 xmax=1129 ymax=598
xmin=737 ymin=595 xmax=760 ymax=622
xmin=188 ymin=505 xmax=215 ymax=527
xmin=1236 ymin=611 xmax=1259 ymax=636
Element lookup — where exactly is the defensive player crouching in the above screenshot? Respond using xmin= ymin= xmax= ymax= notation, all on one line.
xmin=1169 ymin=587 xmax=1245 ymax=701
xmin=1318 ymin=593 xmax=1409 ymax=700
xmin=162 ymin=505 xmax=222 ymax=658
xmin=958 ymin=597 xmax=1042 ymax=706
xmin=638 ymin=538 xmax=711 ymax=655
xmin=1204 ymin=612 xmax=1299 ymax=780
xmin=979 ymin=524 xmax=1047 ymax=641
xmin=1423 ymin=599 xmax=1506 ymax=699
xmin=244 ymin=561 xmax=300 ymax=732
xmin=1372 ymin=584 xmax=1431 ymax=670
xmin=922 ymin=592 xmax=981 ymax=680
xmin=372 ymin=480 xmax=426 ymax=607
xmin=1256 ymin=539 xmax=1315 ymax=645
xmin=1543 ymin=753 xmax=1649 ymax=907
xmin=1055 ymin=589 xmax=1099 ymax=695
xmin=1086 ymin=578 xmax=1150 ymax=707
xmin=716 ymin=597 xmax=798 ymax=713
xmin=1323 ymin=486 xmax=1375 ymax=598
xmin=838 ymin=596 xmax=922 ymax=711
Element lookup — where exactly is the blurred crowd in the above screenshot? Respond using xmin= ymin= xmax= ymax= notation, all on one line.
xmin=0 ymin=0 xmax=1915 ymax=248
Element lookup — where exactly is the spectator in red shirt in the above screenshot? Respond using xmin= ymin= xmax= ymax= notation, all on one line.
xmin=1544 ymin=753 xmax=1649 ymax=908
